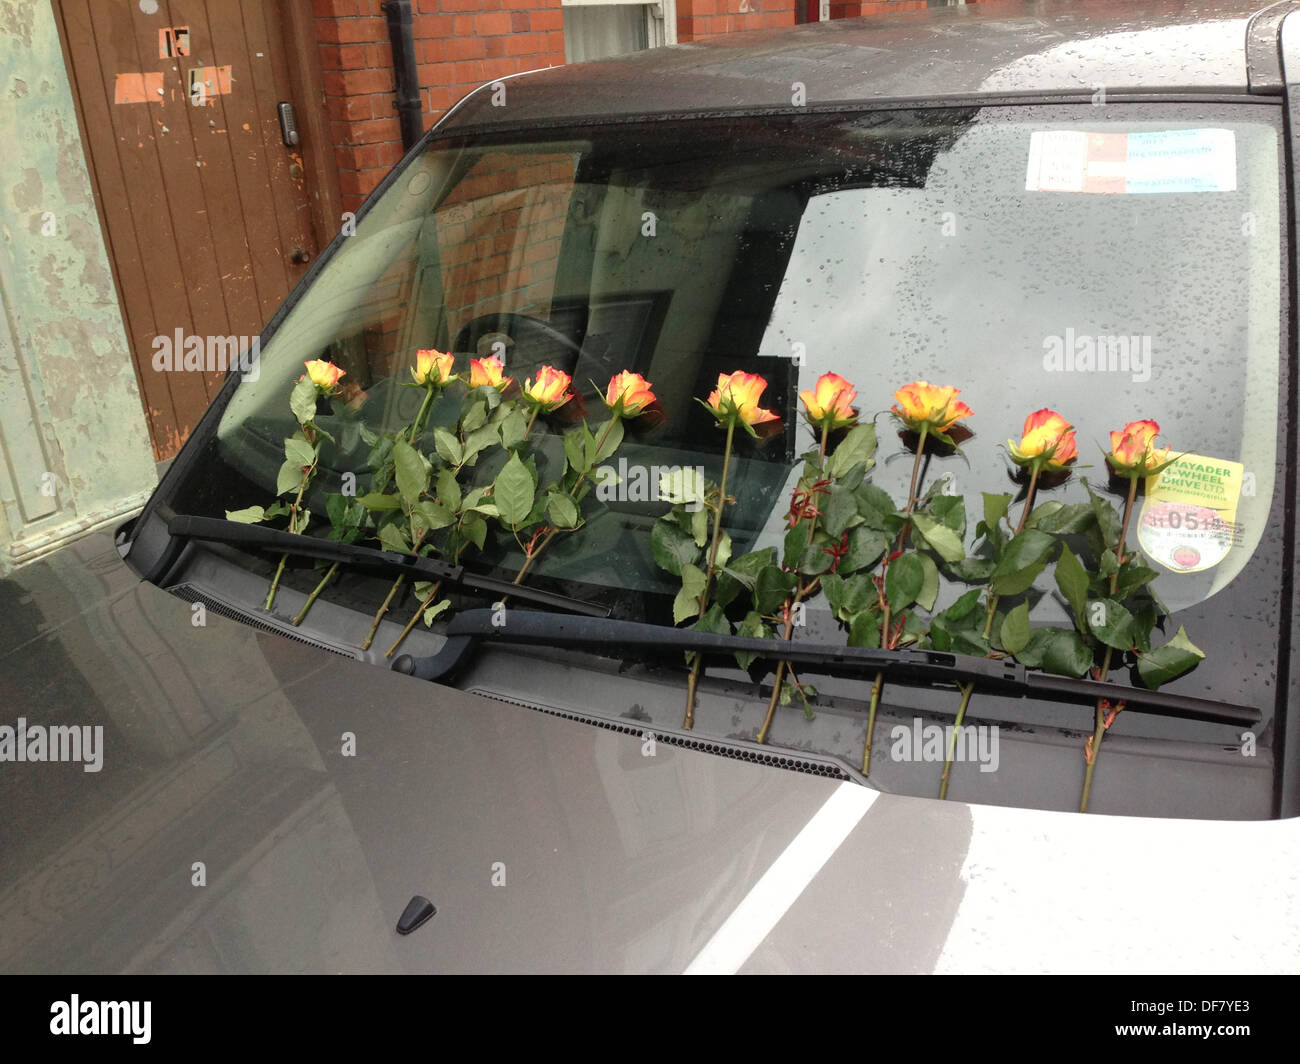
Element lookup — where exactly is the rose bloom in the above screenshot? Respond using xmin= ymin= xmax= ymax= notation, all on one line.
xmin=304 ymin=359 xmax=345 ymax=392
xmin=1109 ymin=419 xmax=1171 ymax=476
xmin=411 ymin=348 xmax=455 ymax=387
xmin=523 ymin=365 xmax=574 ymax=411
xmin=706 ymin=370 xmax=779 ymax=427
xmin=1007 ymin=409 xmax=1078 ymax=471
xmin=470 ymin=354 xmax=511 ymax=391
xmin=800 ymin=372 xmax=858 ymax=430
xmin=604 ymin=370 xmax=656 ymax=417
xmin=891 ymin=381 xmax=973 ymax=436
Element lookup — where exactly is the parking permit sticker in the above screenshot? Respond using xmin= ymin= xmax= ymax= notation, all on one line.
xmin=1025 ymin=129 xmax=1236 ymax=194
xmin=1137 ymin=454 xmax=1244 ymax=573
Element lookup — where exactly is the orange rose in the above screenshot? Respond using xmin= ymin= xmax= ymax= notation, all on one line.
xmin=470 ymin=354 xmax=511 ymax=391
xmin=1007 ymin=409 xmax=1078 ymax=471
xmin=411 ymin=348 xmax=456 ymax=387
xmin=705 ymin=370 xmax=779 ymax=431
xmin=1108 ymin=419 xmax=1173 ymax=476
xmin=522 ymin=365 xmax=573 ymax=412
xmin=303 ymin=359 xmax=345 ymax=392
xmin=891 ymin=381 xmax=973 ymax=436
xmin=604 ymin=370 xmax=656 ymax=418
xmin=800 ymin=372 xmax=857 ymax=431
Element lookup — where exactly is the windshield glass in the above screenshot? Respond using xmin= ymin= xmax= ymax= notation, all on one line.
xmin=184 ymin=102 xmax=1286 ymax=722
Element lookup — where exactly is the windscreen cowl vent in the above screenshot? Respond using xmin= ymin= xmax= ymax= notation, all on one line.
xmin=469 ymin=688 xmax=855 ymax=781
xmin=169 ymin=583 xmax=362 ymax=659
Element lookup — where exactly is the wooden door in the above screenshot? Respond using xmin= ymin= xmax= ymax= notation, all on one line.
xmin=55 ymin=0 xmax=333 ymax=459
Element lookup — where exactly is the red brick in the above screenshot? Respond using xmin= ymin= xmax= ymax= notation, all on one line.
xmin=313 ymin=0 xmax=358 ymax=16
xmin=445 ymin=36 xmax=487 ymax=60
xmin=529 ymin=10 xmax=562 ymax=31
xmin=477 ymin=12 xmax=512 ymax=35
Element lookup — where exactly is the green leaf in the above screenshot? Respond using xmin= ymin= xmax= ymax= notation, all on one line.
xmin=797 ymin=538 xmax=833 ymax=576
xmin=734 ymin=610 xmax=770 ymax=670
xmin=434 ymin=468 xmax=461 ymax=512
xmin=1084 ymin=479 xmax=1123 ymax=545
xmin=433 ymin=428 xmax=463 ymax=466
xmin=377 ymin=521 xmax=410 ymax=553
xmin=982 ymin=493 xmax=1012 ymax=541
xmin=276 ymin=459 xmax=303 ymax=497
xmin=498 ymin=409 xmax=529 ymax=451
xmin=926 ymin=494 xmax=967 ymax=537
xmin=354 ymin=491 xmax=397 ymax=512
xmin=651 ymin=518 xmax=701 ymax=576
xmin=990 ymin=530 xmax=1055 ymax=595
xmin=847 ymin=609 xmax=882 ymax=648
xmin=912 ymin=512 xmax=965 ymax=563
xmin=284 ymin=435 xmax=316 ymax=469
xmin=1028 ymin=501 xmax=1095 ymax=535
xmin=1137 ymin=626 xmax=1205 ymax=689
xmin=721 ymin=548 xmax=774 ymax=592
xmin=754 ymin=567 xmax=798 ymax=615
xmin=462 ymin=424 xmax=499 ymax=466
xmin=492 ymin=454 xmax=535 ymax=527
xmin=393 ymin=439 xmax=429 ymax=508
xmin=414 ymin=500 xmax=454 ymax=533
xmin=885 ymin=554 xmax=924 ymax=613
xmin=854 ymin=483 xmax=898 ymax=529
xmin=841 ymin=526 xmax=887 ymax=573
xmin=593 ymin=417 xmax=624 ymax=463
xmin=1000 ymin=601 xmax=1031 ymax=656
xmin=460 ymin=397 xmax=489 ymax=433
xmin=945 ymin=556 xmax=996 ymax=583
xmin=1054 ymin=545 xmax=1089 ymax=628
xmin=422 ymin=599 xmax=452 ymax=627
xmin=690 ymin=505 xmax=710 ymax=548
xmin=674 ymin=563 xmax=707 ymax=624
xmin=290 ymin=375 xmax=318 ymax=426
xmin=1087 ymin=597 xmax=1136 ymax=650
xmin=1114 ymin=562 xmax=1159 ymax=600
xmin=783 ymin=521 xmax=810 ymax=570
xmin=563 ymin=427 xmax=590 ymax=475
xmin=821 ymin=572 xmax=845 ymax=615
xmin=1040 ymin=629 xmax=1094 ymax=677
xmin=838 ymin=572 xmax=878 ymax=618
xmin=828 ymin=423 xmax=877 ymax=478
xmin=938 ymin=587 xmax=983 ymax=625
xmin=547 ymin=491 xmax=580 ymax=529
xmin=225 ymin=505 xmax=266 ymax=523
xmin=822 ymin=483 xmax=861 ymax=538
xmin=461 ymin=513 xmax=487 ymax=551
xmin=916 ymin=552 xmax=940 ymax=612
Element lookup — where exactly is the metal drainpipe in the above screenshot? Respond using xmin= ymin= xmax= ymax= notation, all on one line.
xmin=381 ymin=0 xmax=424 ymax=151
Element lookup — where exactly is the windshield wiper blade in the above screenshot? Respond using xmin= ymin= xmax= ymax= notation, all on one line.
xmin=167 ymin=515 xmax=610 ymax=618
xmin=395 ymin=609 xmax=1259 ymax=727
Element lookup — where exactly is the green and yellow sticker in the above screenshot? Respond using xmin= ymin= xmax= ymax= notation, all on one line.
xmin=1137 ymin=454 xmax=1243 ymax=573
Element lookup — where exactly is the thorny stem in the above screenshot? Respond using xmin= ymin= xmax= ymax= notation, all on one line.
xmin=939 ymin=681 xmax=976 ymax=799
xmin=362 ymin=573 xmax=405 ymax=651
xmin=982 ymin=460 xmax=1043 ymax=640
xmin=408 ymin=385 xmax=437 ymax=443
xmin=292 ymin=562 xmax=338 ymax=627
xmin=265 ymin=444 xmax=316 ymax=611
xmin=1080 ymin=473 xmax=1140 ymax=813
xmin=952 ymin=462 xmax=1044 ymax=799
xmin=684 ymin=417 xmax=738 ymax=731
xmin=758 ymin=423 xmax=831 ymax=745
xmin=863 ymin=425 xmax=929 ymax=773
xmin=386 ymin=579 xmax=442 ymax=658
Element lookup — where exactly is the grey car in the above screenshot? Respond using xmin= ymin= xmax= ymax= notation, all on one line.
xmin=6 ymin=0 xmax=1300 ymax=975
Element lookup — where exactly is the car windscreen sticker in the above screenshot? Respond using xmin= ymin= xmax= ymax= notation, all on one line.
xmin=1024 ymin=129 xmax=1236 ymax=194
xmin=1137 ymin=454 xmax=1244 ymax=573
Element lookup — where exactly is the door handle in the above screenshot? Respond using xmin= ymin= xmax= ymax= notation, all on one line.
xmin=289 ymin=247 xmax=310 ymax=265
xmin=277 ymin=101 xmax=299 ymax=147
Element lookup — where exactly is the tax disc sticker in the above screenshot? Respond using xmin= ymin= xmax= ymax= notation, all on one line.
xmin=1137 ymin=454 xmax=1244 ymax=573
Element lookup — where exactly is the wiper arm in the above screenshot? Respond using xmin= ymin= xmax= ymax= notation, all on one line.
xmin=395 ymin=609 xmax=1259 ymax=727
xmin=167 ymin=515 xmax=610 ymax=618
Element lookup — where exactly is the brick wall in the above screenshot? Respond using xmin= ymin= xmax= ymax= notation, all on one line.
xmin=676 ymin=1 xmax=798 ymax=42
xmin=827 ymin=1 xmax=929 ymax=18
xmin=314 ymin=0 xmax=566 ymax=214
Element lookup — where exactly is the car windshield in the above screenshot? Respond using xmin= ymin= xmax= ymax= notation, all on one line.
xmin=175 ymin=101 xmax=1286 ymax=740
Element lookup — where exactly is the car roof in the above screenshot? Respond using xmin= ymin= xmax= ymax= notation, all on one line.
xmin=437 ymin=0 xmax=1280 ymax=135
